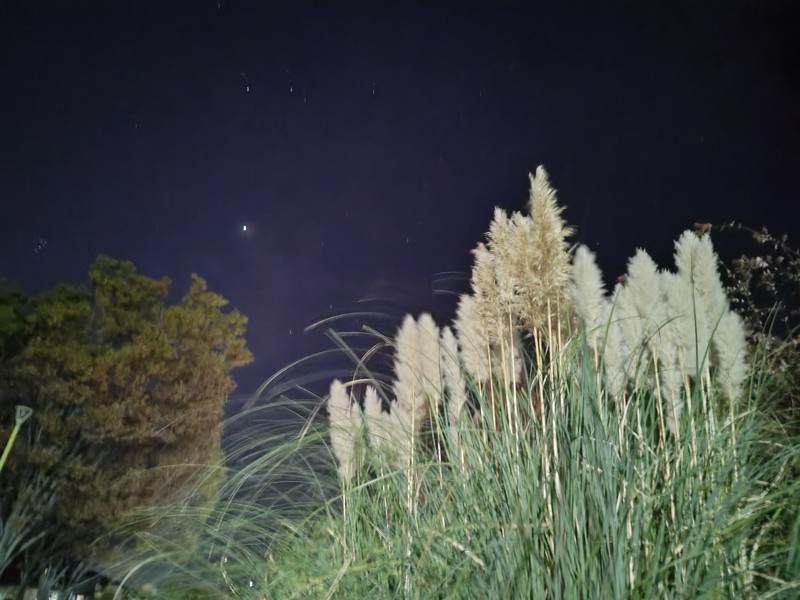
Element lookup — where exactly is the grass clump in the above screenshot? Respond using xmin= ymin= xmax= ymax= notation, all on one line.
xmin=271 ymin=347 xmax=798 ymax=598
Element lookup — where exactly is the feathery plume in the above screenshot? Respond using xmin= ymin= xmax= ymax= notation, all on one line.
xmin=570 ymin=244 xmax=608 ymax=350
xmin=612 ymin=282 xmax=643 ymax=372
xmin=416 ymin=312 xmax=444 ymax=404
xmin=658 ymin=272 xmax=696 ymax=433
xmin=363 ymin=387 xmax=413 ymax=467
xmin=660 ymin=269 xmax=699 ymax=376
xmin=712 ymin=310 xmax=748 ymax=402
xmin=622 ymin=249 xmax=665 ymax=384
xmin=393 ymin=314 xmax=429 ymax=422
xmin=363 ymin=385 xmax=392 ymax=452
xmin=440 ymin=326 xmax=468 ymax=461
xmin=471 ymin=240 xmax=512 ymax=346
xmin=674 ymin=231 xmax=728 ymax=372
xmin=392 ymin=313 xmax=443 ymax=420
xmin=521 ymin=165 xmax=575 ymax=334
xmin=487 ymin=207 xmax=520 ymax=319
xmin=453 ymin=294 xmax=491 ymax=384
xmin=389 ymin=313 xmax=444 ymax=469
xmin=328 ymin=379 xmax=364 ymax=483
xmin=625 ymin=249 xmax=664 ymax=343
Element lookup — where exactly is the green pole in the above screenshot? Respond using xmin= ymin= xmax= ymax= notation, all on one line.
xmin=0 ymin=405 xmax=33 ymax=475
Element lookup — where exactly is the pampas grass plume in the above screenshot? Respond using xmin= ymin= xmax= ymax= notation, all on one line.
xmin=328 ymin=379 xmax=363 ymax=483
xmin=454 ymin=294 xmax=491 ymax=384
xmin=570 ymin=244 xmax=607 ymax=351
xmin=440 ymin=326 xmax=468 ymax=461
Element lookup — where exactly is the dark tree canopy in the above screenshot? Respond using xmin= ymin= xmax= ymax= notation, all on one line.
xmin=0 ymin=256 xmax=252 ymax=583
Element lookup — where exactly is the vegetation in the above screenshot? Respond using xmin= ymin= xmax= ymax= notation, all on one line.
xmin=0 ymin=256 xmax=252 ymax=593
xmin=5 ymin=168 xmax=799 ymax=599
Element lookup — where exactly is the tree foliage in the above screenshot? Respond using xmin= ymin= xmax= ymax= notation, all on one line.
xmin=0 ymin=256 xmax=252 ymax=584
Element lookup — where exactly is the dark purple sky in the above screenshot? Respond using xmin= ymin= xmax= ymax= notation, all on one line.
xmin=2 ymin=1 xmax=798 ymax=396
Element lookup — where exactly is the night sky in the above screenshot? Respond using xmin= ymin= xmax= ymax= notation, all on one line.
xmin=2 ymin=1 xmax=798 ymax=397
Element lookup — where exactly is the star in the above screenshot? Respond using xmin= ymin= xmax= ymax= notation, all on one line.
xmin=33 ymin=237 xmax=49 ymax=256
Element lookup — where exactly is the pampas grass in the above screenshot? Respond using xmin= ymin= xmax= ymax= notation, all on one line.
xmin=245 ymin=331 xmax=798 ymax=599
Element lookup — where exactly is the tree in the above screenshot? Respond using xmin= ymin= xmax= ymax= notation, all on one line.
xmin=0 ymin=256 xmax=252 ymax=588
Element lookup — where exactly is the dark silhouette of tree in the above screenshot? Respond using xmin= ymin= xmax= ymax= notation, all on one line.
xmin=0 ymin=256 xmax=252 ymax=589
